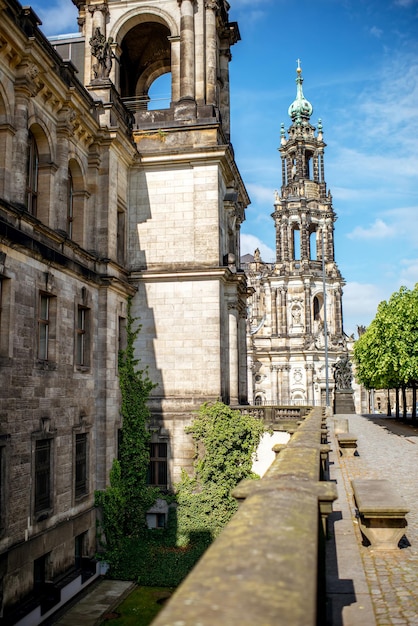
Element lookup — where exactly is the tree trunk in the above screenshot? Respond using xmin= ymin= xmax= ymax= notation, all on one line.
xmin=395 ymin=387 xmax=400 ymax=419
xmin=387 ymin=389 xmax=391 ymax=417
xmin=402 ymin=385 xmax=407 ymax=420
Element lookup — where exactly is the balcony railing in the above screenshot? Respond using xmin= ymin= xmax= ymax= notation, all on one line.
xmin=151 ymin=406 xmax=336 ymax=626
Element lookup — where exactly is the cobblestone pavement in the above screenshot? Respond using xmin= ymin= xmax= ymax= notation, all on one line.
xmin=330 ymin=413 xmax=418 ymax=626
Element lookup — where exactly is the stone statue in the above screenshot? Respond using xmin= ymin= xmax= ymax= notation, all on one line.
xmin=90 ymin=27 xmax=113 ymax=80
xmin=333 ymin=354 xmax=353 ymax=390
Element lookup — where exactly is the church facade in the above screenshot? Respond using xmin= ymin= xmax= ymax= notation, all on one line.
xmin=245 ymin=63 xmax=349 ymax=408
xmin=0 ymin=0 xmax=248 ymax=619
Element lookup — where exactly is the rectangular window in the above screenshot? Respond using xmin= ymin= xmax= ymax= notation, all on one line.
xmin=35 ymin=439 xmax=51 ymax=513
xmin=148 ymin=442 xmax=168 ymax=488
xmin=117 ymin=209 xmax=126 ymax=265
xmin=76 ymin=306 xmax=89 ymax=366
xmin=75 ymin=433 xmax=88 ymax=498
xmin=38 ymin=295 xmax=50 ymax=360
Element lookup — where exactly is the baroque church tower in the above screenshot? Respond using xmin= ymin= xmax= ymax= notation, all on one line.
xmin=246 ymin=62 xmax=348 ymax=407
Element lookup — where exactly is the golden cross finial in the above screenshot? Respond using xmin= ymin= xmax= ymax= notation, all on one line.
xmin=296 ymin=58 xmax=302 ymax=74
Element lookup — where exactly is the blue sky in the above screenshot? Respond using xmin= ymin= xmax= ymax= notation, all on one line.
xmin=31 ymin=0 xmax=418 ymax=336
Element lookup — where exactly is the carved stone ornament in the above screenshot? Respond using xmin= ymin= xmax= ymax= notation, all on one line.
xmin=205 ymin=0 xmax=220 ymax=10
xmin=26 ymin=63 xmax=39 ymax=80
xmin=333 ymin=354 xmax=353 ymax=390
xmin=89 ymin=27 xmax=113 ymax=80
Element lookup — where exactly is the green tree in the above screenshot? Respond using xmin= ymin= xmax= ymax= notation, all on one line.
xmin=353 ymin=285 xmax=418 ymax=415
xmin=95 ymin=299 xmax=158 ymax=557
xmin=175 ymin=401 xmax=266 ymax=546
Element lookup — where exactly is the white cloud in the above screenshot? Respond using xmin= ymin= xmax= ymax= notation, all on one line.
xmin=369 ymin=26 xmax=383 ymax=38
xmin=240 ymin=234 xmax=275 ymax=262
xmin=347 ymin=218 xmax=395 ymax=240
xmin=394 ymin=0 xmax=418 ymax=7
xmin=246 ymin=183 xmax=275 ymax=205
xmin=398 ymin=259 xmax=418 ymax=288
xmin=342 ymin=282 xmax=386 ymax=334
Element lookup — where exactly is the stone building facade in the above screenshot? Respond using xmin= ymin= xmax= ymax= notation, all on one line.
xmin=0 ymin=0 xmax=248 ymax=619
xmin=245 ymin=63 xmax=349 ymax=408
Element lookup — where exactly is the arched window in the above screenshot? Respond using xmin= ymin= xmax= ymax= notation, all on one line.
xmin=313 ymin=295 xmax=321 ymax=322
xmin=309 ymin=230 xmax=317 ymax=260
xmin=67 ymin=159 xmax=85 ymax=246
xmin=26 ymin=130 xmax=39 ymax=215
xmin=120 ymin=21 xmax=171 ymax=113
xmin=292 ymin=226 xmax=300 ymax=261
xmin=67 ymin=169 xmax=74 ymax=238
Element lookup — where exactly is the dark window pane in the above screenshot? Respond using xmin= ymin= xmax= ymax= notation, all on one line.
xmin=75 ymin=434 xmax=87 ymax=497
xmin=35 ymin=440 xmax=51 ymax=512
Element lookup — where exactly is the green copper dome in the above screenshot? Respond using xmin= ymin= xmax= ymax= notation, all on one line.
xmin=288 ymin=60 xmax=313 ymax=124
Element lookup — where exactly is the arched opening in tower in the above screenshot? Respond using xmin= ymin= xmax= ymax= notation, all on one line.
xmin=313 ymin=294 xmax=324 ymax=333
xmin=120 ymin=21 xmax=171 ymax=112
xmin=304 ymin=150 xmax=313 ymax=179
xmin=309 ymin=230 xmax=317 ymax=260
xmin=292 ymin=225 xmax=301 ymax=261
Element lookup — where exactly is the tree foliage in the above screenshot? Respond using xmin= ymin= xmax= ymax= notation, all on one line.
xmin=353 ymin=285 xmax=418 ymax=390
xmin=95 ymin=299 xmax=159 ymax=557
xmin=175 ymin=401 xmax=266 ymax=546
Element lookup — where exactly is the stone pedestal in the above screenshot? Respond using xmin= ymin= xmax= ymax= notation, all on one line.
xmin=334 ymin=389 xmax=355 ymax=414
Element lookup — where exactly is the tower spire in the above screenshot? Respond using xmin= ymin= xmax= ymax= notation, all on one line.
xmin=288 ymin=60 xmax=313 ymax=125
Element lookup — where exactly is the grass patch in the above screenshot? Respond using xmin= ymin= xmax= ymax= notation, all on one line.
xmin=100 ymin=586 xmax=174 ymax=626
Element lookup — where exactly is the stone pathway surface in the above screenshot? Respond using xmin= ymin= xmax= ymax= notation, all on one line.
xmin=327 ymin=413 xmax=418 ymax=626
xmin=49 ymin=579 xmax=135 ymax=626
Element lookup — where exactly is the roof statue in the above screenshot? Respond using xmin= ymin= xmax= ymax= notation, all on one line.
xmin=287 ymin=59 xmax=313 ymax=125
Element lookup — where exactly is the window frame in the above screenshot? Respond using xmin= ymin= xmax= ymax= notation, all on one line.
xmin=26 ymin=130 xmax=39 ymax=216
xmin=34 ymin=438 xmax=52 ymax=515
xmin=148 ymin=442 xmax=168 ymax=489
xmin=75 ymin=304 xmax=90 ymax=368
xmin=38 ymin=293 xmax=50 ymax=361
xmin=74 ymin=432 xmax=88 ymax=499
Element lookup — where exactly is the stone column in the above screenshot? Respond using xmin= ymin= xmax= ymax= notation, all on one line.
xmin=169 ymin=36 xmax=181 ymax=102
xmin=305 ymin=364 xmax=314 ymax=405
xmin=300 ymin=217 xmax=308 ymax=260
xmin=277 ymin=366 xmax=283 ymax=404
xmin=334 ymin=287 xmax=343 ymax=336
xmin=281 ymin=156 xmax=287 ymax=186
xmin=13 ymin=86 xmax=30 ymax=206
xmin=280 ymin=287 xmax=288 ymax=335
xmin=283 ymin=365 xmax=291 ymax=405
xmin=313 ymin=151 xmax=319 ymax=182
xmin=270 ymin=365 xmax=278 ymax=405
xmin=228 ymin=303 xmax=239 ymax=405
xmin=319 ymin=152 xmax=325 ymax=183
xmin=282 ymin=219 xmax=290 ymax=261
xmin=179 ymin=0 xmax=196 ymax=101
xmin=271 ymin=288 xmax=278 ymax=335
xmin=264 ymin=283 xmax=271 ymax=334
xmin=275 ymin=217 xmax=282 ymax=262
xmin=304 ymin=280 xmax=311 ymax=335
xmin=205 ymin=0 xmax=218 ymax=106
xmin=238 ymin=308 xmax=248 ymax=404
xmin=219 ymin=46 xmax=231 ymax=137
xmin=86 ymin=3 xmax=109 ymax=84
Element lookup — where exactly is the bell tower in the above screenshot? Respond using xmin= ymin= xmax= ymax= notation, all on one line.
xmin=69 ymin=0 xmax=249 ymax=483
xmin=246 ymin=62 xmax=347 ymax=407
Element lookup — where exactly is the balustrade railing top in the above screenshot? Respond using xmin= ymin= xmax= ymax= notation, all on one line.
xmin=151 ymin=407 xmax=336 ymax=626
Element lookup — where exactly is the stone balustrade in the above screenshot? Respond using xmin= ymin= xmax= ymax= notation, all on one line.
xmin=151 ymin=406 xmax=337 ymax=626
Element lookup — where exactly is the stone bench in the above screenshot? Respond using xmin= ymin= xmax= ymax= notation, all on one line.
xmin=336 ymin=432 xmax=357 ymax=456
xmin=352 ymin=479 xmax=409 ymax=549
